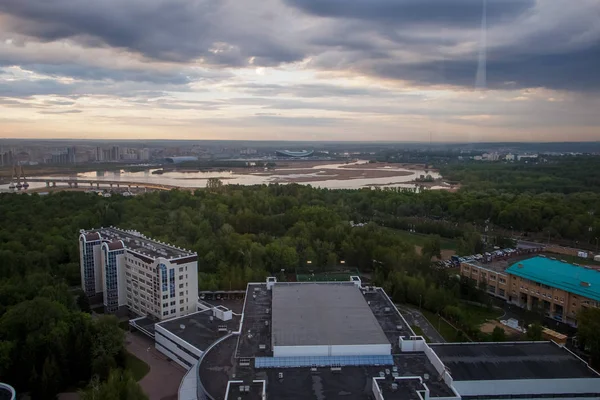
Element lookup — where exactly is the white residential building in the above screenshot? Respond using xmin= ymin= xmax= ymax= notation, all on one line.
xmin=79 ymin=227 xmax=198 ymax=320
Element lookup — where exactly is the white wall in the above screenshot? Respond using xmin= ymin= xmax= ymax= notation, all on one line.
xmin=453 ymin=378 xmax=600 ymax=397
xmin=423 ymin=345 xmax=446 ymax=376
xmin=273 ymin=343 xmax=391 ymax=357
xmin=155 ymin=343 xmax=191 ymax=369
xmin=155 ymin=324 xmax=204 ymax=370
xmin=331 ymin=344 xmax=391 ymax=356
xmin=214 ymin=307 xmax=232 ymax=321
xmin=400 ymin=337 xmax=427 ymax=352
xmin=372 ymin=378 xmax=384 ymax=400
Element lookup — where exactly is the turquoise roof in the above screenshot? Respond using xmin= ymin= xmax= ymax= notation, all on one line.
xmin=507 ymin=256 xmax=600 ymax=302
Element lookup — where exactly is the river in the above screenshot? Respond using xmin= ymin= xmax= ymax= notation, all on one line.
xmin=0 ymin=161 xmax=448 ymax=192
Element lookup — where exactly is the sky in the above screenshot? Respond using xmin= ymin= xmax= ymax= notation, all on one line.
xmin=1 ymin=0 xmax=599 ymax=142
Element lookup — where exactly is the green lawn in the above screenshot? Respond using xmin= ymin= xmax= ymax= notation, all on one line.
xmin=420 ymin=309 xmax=463 ymax=342
xmin=460 ymin=303 xmax=503 ymax=326
xmin=386 ymin=228 xmax=459 ymax=251
xmin=124 ymin=351 xmax=150 ymax=381
xmin=410 ymin=325 xmax=431 ymax=343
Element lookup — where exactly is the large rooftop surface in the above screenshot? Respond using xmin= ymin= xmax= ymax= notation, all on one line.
xmin=83 ymin=227 xmax=195 ymax=260
xmin=507 ymin=256 xmax=600 ymax=301
xmin=158 ymin=310 xmax=240 ymax=351
xmin=431 ymin=342 xmax=599 ymax=381
xmin=200 ymin=334 xmax=454 ymax=400
xmin=272 ymin=283 xmax=390 ymax=347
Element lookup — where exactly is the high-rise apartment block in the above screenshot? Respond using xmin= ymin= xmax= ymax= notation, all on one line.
xmin=79 ymin=227 xmax=198 ymax=320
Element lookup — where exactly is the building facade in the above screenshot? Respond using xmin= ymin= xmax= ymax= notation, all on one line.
xmin=79 ymin=227 xmax=198 ymax=320
xmin=461 ymin=256 xmax=600 ymax=326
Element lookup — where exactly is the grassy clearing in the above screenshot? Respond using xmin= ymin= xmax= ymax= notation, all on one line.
xmin=460 ymin=303 xmax=503 ymax=327
xmin=420 ymin=310 xmax=462 ymax=342
xmin=410 ymin=325 xmax=431 ymax=343
xmin=124 ymin=351 xmax=150 ymax=381
xmin=387 ymin=229 xmax=459 ymax=251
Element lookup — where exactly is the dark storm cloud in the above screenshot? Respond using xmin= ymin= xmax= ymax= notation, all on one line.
xmin=283 ymin=0 xmax=534 ymax=26
xmin=1 ymin=0 xmax=599 ymax=92
xmin=361 ymin=43 xmax=600 ymax=91
xmin=0 ymin=0 xmax=304 ymax=65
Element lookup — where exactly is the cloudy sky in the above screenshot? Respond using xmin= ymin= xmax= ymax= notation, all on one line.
xmin=1 ymin=0 xmax=599 ymax=142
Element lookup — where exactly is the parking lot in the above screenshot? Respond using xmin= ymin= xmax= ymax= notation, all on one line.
xmin=433 ymin=243 xmax=543 ymax=270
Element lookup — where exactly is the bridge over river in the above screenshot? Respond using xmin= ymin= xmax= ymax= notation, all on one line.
xmin=26 ymin=178 xmax=178 ymax=191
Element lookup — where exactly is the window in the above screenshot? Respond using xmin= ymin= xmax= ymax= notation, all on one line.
xmin=170 ymin=309 xmax=176 ymax=314
xmin=499 ymin=289 xmax=505 ymax=297
xmin=163 ymin=294 xmax=168 ymax=299
xmin=163 ymin=311 xmax=168 ymax=316
xmin=170 ymin=301 xmax=176 ymax=306
xmin=179 ymin=267 xmax=183 ymax=272
xmin=180 ymin=291 xmax=184 ymax=296
xmin=179 ymin=284 xmax=184 ymax=288
xmin=179 ymin=275 xmax=183 ymax=281
xmin=163 ymin=303 xmax=168 ymax=307
xmin=180 ymin=299 xmax=184 ymax=304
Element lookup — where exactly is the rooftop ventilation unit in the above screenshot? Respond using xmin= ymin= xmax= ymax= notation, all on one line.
xmin=265 ymin=320 xmax=269 ymax=326
xmin=244 ymin=386 xmax=250 ymax=393
xmin=581 ymin=281 xmax=591 ymax=287
xmin=278 ymin=372 xmax=283 ymax=379
xmin=391 ymin=383 xmax=398 ymax=391
xmin=384 ymin=307 xmax=391 ymax=312
xmin=259 ymin=344 xmax=266 ymax=350
xmin=379 ymin=371 xmax=385 ymax=378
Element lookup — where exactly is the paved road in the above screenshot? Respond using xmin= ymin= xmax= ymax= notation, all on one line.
xmin=397 ymin=305 xmax=445 ymax=343
xmin=126 ymin=332 xmax=186 ymax=400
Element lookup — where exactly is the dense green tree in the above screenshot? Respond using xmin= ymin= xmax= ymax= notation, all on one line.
xmin=526 ymin=322 xmax=544 ymax=341
xmin=80 ymin=370 xmax=148 ymax=400
xmin=577 ymin=308 xmax=600 ymax=367
xmin=422 ymin=235 xmax=442 ymax=260
xmin=491 ymin=326 xmax=506 ymax=342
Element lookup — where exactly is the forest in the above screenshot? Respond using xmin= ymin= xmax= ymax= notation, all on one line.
xmin=439 ymin=155 xmax=600 ymax=194
xmin=2 ymin=161 xmax=600 ymax=396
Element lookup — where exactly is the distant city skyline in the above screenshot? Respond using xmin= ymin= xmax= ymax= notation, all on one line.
xmin=1 ymin=0 xmax=599 ymax=142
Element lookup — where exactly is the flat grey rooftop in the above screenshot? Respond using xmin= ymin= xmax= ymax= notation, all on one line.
xmin=158 ymin=310 xmax=240 ymax=351
xmin=377 ymin=377 xmax=426 ymax=400
xmin=83 ymin=227 xmax=195 ymax=260
xmin=272 ymin=283 xmax=390 ymax=347
xmin=431 ymin=342 xmax=600 ymax=381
